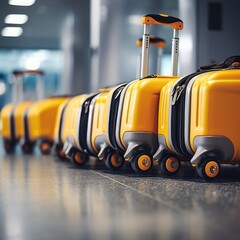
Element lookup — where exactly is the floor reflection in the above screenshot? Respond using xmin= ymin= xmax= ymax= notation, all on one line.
xmin=0 ymin=145 xmax=240 ymax=240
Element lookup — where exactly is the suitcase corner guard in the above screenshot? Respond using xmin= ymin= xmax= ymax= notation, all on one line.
xmin=190 ymin=136 xmax=234 ymax=165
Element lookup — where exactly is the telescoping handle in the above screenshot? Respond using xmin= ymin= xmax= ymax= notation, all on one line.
xmin=141 ymin=14 xmax=183 ymax=78
xmin=12 ymin=69 xmax=45 ymax=102
xmin=136 ymin=36 xmax=166 ymax=77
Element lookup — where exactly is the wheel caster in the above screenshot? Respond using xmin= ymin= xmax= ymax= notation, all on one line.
xmin=55 ymin=144 xmax=66 ymax=159
xmin=104 ymin=152 xmax=124 ymax=171
xmin=196 ymin=159 xmax=220 ymax=181
xmin=4 ymin=140 xmax=15 ymax=154
xmin=40 ymin=140 xmax=53 ymax=155
xmin=131 ymin=152 xmax=153 ymax=174
xmin=159 ymin=155 xmax=181 ymax=176
xmin=70 ymin=150 xmax=89 ymax=167
xmin=21 ymin=142 xmax=34 ymax=154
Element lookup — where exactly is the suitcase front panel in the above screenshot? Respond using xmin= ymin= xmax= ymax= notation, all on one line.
xmin=119 ymin=76 xmax=177 ymax=148
xmin=54 ymin=99 xmax=70 ymax=144
xmin=190 ymin=70 xmax=240 ymax=162
xmin=61 ymin=95 xmax=87 ymax=147
xmin=158 ymin=80 xmax=177 ymax=151
xmin=14 ymin=101 xmax=32 ymax=140
xmin=1 ymin=103 xmax=14 ymax=139
xmin=27 ymin=98 xmax=68 ymax=141
xmin=89 ymin=92 xmax=108 ymax=154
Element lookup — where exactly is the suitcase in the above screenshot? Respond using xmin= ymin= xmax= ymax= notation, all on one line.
xmin=59 ymin=35 xmax=166 ymax=166
xmin=98 ymin=14 xmax=183 ymax=173
xmin=62 ymin=93 xmax=100 ymax=166
xmin=153 ymin=56 xmax=240 ymax=180
xmin=21 ymin=95 xmax=69 ymax=154
xmin=1 ymin=70 xmax=44 ymax=153
xmin=54 ymin=98 xmax=71 ymax=159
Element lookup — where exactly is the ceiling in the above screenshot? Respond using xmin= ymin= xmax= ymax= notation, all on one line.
xmin=0 ymin=0 xmax=179 ymax=50
xmin=0 ymin=0 xmax=67 ymax=49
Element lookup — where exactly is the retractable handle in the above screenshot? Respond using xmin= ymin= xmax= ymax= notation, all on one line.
xmin=136 ymin=36 xmax=166 ymax=77
xmin=141 ymin=14 xmax=183 ymax=78
xmin=12 ymin=69 xmax=45 ymax=102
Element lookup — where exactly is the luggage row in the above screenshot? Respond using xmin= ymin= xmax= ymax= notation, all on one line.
xmin=1 ymin=13 xmax=240 ymax=181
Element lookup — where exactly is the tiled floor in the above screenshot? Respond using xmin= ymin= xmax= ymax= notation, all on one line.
xmin=0 ymin=144 xmax=240 ymax=240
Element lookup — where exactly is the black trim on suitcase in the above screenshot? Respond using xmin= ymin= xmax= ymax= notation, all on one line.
xmin=170 ymin=56 xmax=240 ymax=156
xmin=78 ymin=94 xmax=99 ymax=154
xmin=58 ymin=102 xmax=69 ymax=144
xmin=23 ymin=108 xmax=31 ymax=143
xmin=108 ymin=84 xmax=128 ymax=149
xmin=10 ymin=109 xmax=16 ymax=142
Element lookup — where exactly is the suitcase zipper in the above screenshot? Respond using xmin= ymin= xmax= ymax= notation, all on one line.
xmin=78 ymin=94 xmax=98 ymax=153
xmin=171 ymin=85 xmax=185 ymax=105
xmin=109 ymin=84 xmax=128 ymax=149
xmin=170 ymin=73 xmax=198 ymax=156
xmin=84 ymin=101 xmax=90 ymax=113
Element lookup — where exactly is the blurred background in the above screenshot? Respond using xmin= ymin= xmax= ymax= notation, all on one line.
xmin=0 ymin=0 xmax=240 ymax=108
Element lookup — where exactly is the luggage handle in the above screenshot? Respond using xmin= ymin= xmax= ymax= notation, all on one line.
xmin=136 ymin=36 xmax=166 ymax=77
xmin=198 ymin=56 xmax=240 ymax=71
xmin=140 ymin=14 xmax=183 ymax=78
xmin=12 ymin=69 xmax=45 ymax=103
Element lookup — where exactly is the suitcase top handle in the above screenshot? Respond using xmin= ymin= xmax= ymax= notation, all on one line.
xmin=140 ymin=14 xmax=184 ymax=78
xmin=12 ymin=69 xmax=44 ymax=76
xmin=198 ymin=55 xmax=240 ymax=71
xmin=142 ymin=14 xmax=183 ymax=30
xmin=136 ymin=35 xmax=166 ymax=48
xmin=11 ymin=69 xmax=45 ymax=102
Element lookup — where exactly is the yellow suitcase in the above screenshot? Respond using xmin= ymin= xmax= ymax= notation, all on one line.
xmin=54 ymin=98 xmax=71 ymax=159
xmin=54 ymin=35 xmax=166 ymax=166
xmin=61 ymin=93 xmax=100 ymax=165
xmin=94 ymin=35 xmax=166 ymax=170
xmin=98 ymin=14 xmax=183 ymax=173
xmin=153 ymin=56 xmax=240 ymax=180
xmin=1 ymin=70 xmax=44 ymax=153
xmin=21 ymin=96 xmax=69 ymax=154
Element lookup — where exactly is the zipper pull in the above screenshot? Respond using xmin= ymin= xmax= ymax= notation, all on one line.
xmin=114 ymin=87 xmax=123 ymax=99
xmin=84 ymin=101 xmax=90 ymax=113
xmin=171 ymin=85 xmax=185 ymax=105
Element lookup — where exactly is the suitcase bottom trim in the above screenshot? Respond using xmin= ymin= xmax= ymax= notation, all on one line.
xmin=191 ymin=136 xmax=234 ymax=165
xmin=123 ymin=132 xmax=158 ymax=159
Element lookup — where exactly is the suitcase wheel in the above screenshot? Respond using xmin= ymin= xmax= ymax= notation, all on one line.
xmin=21 ymin=142 xmax=34 ymax=154
xmin=196 ymin=159 xmax=221 ymax=181
xmin=131 ymin=152 xmax=153 ymax=174
xmin=40 ymin=140 xmax=53 ymax=155
xmin=104 ymin=152 xmax=124 ymax=171
xmin=159 ymin=155 xmax=180 ymax=176
xmin=4 ymin=140 xmax=15 ymax=154
xmin=70 ymin=150 xmax=88 ymax=167
xmin=55 ymin=144 xmax=66 ymax=160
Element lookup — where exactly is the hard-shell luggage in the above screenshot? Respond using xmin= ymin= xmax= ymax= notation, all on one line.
xmin=98 ymin=14 xmax=183 ymax=173
xmin=59 ymin=35 xmax=166 ymax=166
xmin=153 ymin=56 xmax=240 ymax=180
xmin=1 ymin=70 xmax=44 ymax=153
xmin=22 ymin=95 xmax=69 ymax=154
xmin=62 ymin=93 xmax=100 ymax=166
xmin=54 ymin=98 xmax=71 ymax=159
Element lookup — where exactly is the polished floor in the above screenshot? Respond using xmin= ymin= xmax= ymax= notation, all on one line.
xmin=0 ymin=143 xmax=240 ymax=240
